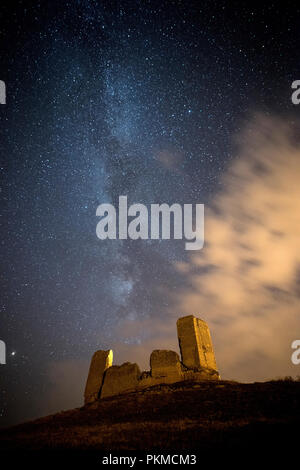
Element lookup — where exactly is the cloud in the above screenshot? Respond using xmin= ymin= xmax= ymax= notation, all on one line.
xmin=40 ymin=120 xmax=300 ymax=422
xmin=110 ymin=115 xmax=300 ymax=382
xmin=174 ymin=115 xmax=300 ymax=381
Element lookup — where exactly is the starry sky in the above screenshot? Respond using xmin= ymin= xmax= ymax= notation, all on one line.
xmin=1 ymin=0 xmax=300 ymax=427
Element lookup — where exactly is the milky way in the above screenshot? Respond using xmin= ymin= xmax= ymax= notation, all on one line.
xmin=1 ymin=1 xmax=299 ymax=426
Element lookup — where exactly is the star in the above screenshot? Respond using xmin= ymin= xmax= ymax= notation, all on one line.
xmin=1 ymin=0 xmax=298 ymax=429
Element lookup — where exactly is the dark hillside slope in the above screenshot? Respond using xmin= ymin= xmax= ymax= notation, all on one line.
xmin=0 ymin=380 xmax=299 ymax=465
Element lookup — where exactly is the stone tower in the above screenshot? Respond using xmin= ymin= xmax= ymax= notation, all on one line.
xmin=84 ymin=315 xmax=219 ymax=404
xmin=177 ymin=315 xmax=217 ymax=371
xmin=84 ymin=349 xmax=113 ymax=404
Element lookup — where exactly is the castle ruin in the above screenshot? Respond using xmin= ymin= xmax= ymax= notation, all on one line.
xmin=84 ymin=315 xmax=219 ymax=404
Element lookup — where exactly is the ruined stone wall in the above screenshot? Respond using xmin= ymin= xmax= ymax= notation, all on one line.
xmin=177 ymin=315 xmax=218 ymax=371
xmin=84 ymin=350 xmax=113 ymax=404
xmin=84 ymin=316 xmax=219 ymax=403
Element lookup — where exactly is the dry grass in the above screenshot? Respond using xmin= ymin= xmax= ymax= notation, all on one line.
xmin=0 ymin=379 xmax=299 ymax=461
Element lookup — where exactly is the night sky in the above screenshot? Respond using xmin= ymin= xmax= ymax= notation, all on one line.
xmin=1 ymin=1 xmax=300 ymax=428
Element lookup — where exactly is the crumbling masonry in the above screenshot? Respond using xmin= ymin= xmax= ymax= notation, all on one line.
xmin=84 ymin=315 xmax=220 ymax=404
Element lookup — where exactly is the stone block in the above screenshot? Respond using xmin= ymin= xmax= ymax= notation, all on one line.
xmin=177 ymin=315 xmax=218 ymax=371
xmin=196 ymin=317 xmax=218 ymax=371
xmin=84 ymin=349 xmax=113 ymax=404
xmin=150 ymin=350 xmax=182 ymax=380
xmin=101 ymin=362 xmax=141 ymax=398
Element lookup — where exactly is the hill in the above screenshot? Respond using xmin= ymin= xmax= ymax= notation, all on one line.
xmin=0 ymin=379 xmax=299 ymax=465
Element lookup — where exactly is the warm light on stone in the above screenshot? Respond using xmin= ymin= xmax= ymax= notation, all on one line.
xmin=84 ymin=316 xmax=219 ymax=403
xmin=101 ymin=362 xmax=141 ymax=398
xmin=150 ymin=350 xmax=182 ymax=380
xmin=177 ymin=315 xmax=217 ymax=371
xmin=84 ymin=349 xmax=113 ymax=404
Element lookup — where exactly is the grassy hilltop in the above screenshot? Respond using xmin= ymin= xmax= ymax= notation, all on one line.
xmin=0 ymin=379 xmax=299 ymax=465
